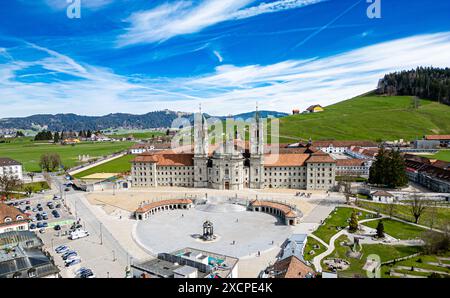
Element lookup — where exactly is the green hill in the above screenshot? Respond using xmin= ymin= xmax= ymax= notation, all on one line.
xmin=277 ymin=95 xmax=450 ymax=142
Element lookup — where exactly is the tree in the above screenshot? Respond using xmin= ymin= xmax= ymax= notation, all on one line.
xmin=422 ymin=228 xmax=449 ymax=255
xmin=26 ymin=172 xmax=35 ymax=182
xmin=53 ymin=131 xmax=60 ymax=143
xmin=349 ymin=211 xmax=359 ymax=233
xmin=0 ymin=175 xmax=23 ymax=200
xmin=387 ymin=202 xmax=396 ymax=219
xmin=369 ymin=147 xmax=408 ymax=188
xmin=376 ymin=220 xmax=385 ymax=238
xmin=15 ymin=131 xmax=25 ymax=137
xmin=23 ymin=185 xmax=34 ymax=197
xmin=39 ymin=153 xmax=61 ymax=172
xmin=410 ymin=193 xmax=427 ymax=224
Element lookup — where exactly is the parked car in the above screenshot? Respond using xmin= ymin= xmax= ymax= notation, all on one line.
xmin=42 ymin=222 xmax=48 ymax=228
xmin=32 ymin=207 xmax=38 ymax=212
xmin=64 ymin=188 xmax=70 ymax=192
xmin=36 ymin=222 xmax=43 ymax=228
xmin=25 ymin=206 xmax=31 ymax=211
xmin=42 ymin=215 xmax=48 ymax=220
xmin=62 ymin=251 xmax=77 ymax=260
xmin=38 ymin=207 xmax=43 ymax=212
xmin=26 ymin=200 xmax=31 ymax=205
xmin=54 ymin=224 xmax=61 ymax=231
xmin=55 ymin=204 xmax=62 ymax=209
xmin=39 ymin=228 xmax=45 ymax=234
xmin=80 ymin=271 xmax=95 ymax=278
xmin=69 ymin=230 xmax=89 ymax=240
xmin=53 ymin=195 xmax=60 ymax=200
xmin=36 ymin=203 xmax=42 ymax=208
xmin=42 ymin=212 xmax=48 ymax=216
xmin=65 ymin=258 xmax=81 ymax=267
xmin=29 ymin=223 xmax=36 ymax=230
xmin=55 ymin=245 xmax=69 ymax=253
xmin=75 ymin=267 xmax=90 ymax=275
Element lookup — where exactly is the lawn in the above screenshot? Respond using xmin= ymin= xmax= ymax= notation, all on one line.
xmin=420 ymin=150 xmax=450 ymax=162
xmin=106 ymin=130 xmax=166 ymax=140
xmin=0 ymin=140 xmax=134 ymax=172
xmin=323 ymin=235 xmax=422 ymax=278
xmin=73 ymin=154 xmax=135 ymax=178
xmin=21 ymin=181 xmax=50 ymax=193
xmin=363 ymin=218 xmax=428 ymax=240
xmin=278 ymin=95 xmax=450 ymax=142
xmin=303 ymin=237 xmax=327 ymax=262
xmin=312 ymin=207 xmax=374 ymax=243
xmin=356 ymin=200 xmax=450 ymax=230
xmin=381 ymin=253 xmax=450 ymax=278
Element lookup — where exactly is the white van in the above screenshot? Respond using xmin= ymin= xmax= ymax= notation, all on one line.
xmin=69 ymin=229 xmax=89 ymax=240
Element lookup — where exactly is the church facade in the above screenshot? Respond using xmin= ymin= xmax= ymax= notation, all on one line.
xmin=131 ymin=111 xmax=336 ymax=191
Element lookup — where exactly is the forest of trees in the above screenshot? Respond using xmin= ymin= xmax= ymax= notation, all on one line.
xmin=377 ymin=67 xmax=450 ymax=105
xmin=369 ymin=147 xmax=408 ymax=188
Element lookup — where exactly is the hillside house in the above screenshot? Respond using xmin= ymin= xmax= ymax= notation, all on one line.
xmin=305 ymin=105 xmax=324 ymax=113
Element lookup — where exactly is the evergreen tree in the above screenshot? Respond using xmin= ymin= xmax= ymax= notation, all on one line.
xmin=376 ymin=220 xmax=385 ymax=238
xmin=53 ymin=131 xmax=60 ymax=143
xmin=348 ymin=211 xmax=359 ymax=233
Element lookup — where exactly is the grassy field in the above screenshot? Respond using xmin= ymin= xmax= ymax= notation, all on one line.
xmin=303 ymin=237 xmax=327 ymax=262
xmin=323 ymin=235 xmax=422 ymax=278
xmin=363 ymin=219 xmax=428 ymax=240
xmin=73 ymin=154 xmax=135 ymax=178
xmin=420 ymin=150 xmax=450 ymax=162
xmin=278 ymin=95 xmax=450 ymax=142
xmin=312 ymin=207 xmax=374 ymax=243
xmin=356 ymin=200 xmax=450 ymax=230
xmin=0 ymin=139 xmax=134 ymax=172
xmin=106 ymin=131 xmax=166 ymax=140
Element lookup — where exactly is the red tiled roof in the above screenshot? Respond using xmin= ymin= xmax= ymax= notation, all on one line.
xmin=425 ymin=135 xmax=450 ymax=140
xmin=0 ymin=203 xmax=29 ymax=225
xmin=312 ymin=140 xmax=378 ymax=148
xmin=336 ymin=159 xmax=367 ymax=166
xmin=264 ymin=154 xmax=310 ymax=167
xmin=133 ymin=152 xmax=194 ymax=166
xmin=136 ymin=199 xmax=193 ymax=213
xmin=271 ymin=256 xmax=315 ymax=278
xmin=305 ymin=152 xmax=336 ymax=163
xmin=250 ymin=200 xmax=298 ymax=218
xmin=0 ymin=158 xmax=22 ymax=167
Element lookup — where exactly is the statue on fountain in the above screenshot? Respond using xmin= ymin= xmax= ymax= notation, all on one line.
xmin=202 ymin=220 xmax=216 ymax=241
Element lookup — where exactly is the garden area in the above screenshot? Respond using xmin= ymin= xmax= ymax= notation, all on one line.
xmin=303 ymin=237 xmax=327 ymax=262
xmin=312 ymin=207 xmax=374 ymax=243
xmin=363 ymin=218 xmax=428 ymax=240
xmin=356 ymin=200 xmax=450 ymax=230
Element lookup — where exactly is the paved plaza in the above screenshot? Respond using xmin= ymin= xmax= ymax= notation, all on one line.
xmin=134 ymin=204 xmax=293 ymax=259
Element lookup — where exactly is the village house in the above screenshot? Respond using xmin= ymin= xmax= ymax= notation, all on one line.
xmin=0 ymin=157 xmax=23 ymax=180
xmin=424 ymin=135 xmax=450 ymax=147
xmin=0 ymin=203 xmax=29 ymax=234
xmin=263 ymin=255 xmax=315 ymax=278
xmin=305 ymin=104 xmax=324 ymax=113
xmin=370 ymin=190 xmax=395 ymax=203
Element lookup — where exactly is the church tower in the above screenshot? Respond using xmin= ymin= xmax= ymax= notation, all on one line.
xmin=194 ymin=105 xmax=209 ymax=188
xmin=249 ymin=104 xmax=264 ymax=189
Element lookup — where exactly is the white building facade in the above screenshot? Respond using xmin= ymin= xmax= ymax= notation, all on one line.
xmin=0 ymin=158 xmax=23 ymax=180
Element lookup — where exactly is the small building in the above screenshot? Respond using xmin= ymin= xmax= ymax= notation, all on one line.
xmin=370 ymin=190 xmax=394 ymax=203
xmin=264 ymin=256 xmax=315 ymax=278
xmin=280 ymin=234 xmax=308 ymax=261
xmin=249 ymin=199 xmax=301 ymax=225
xmin=0 ymin=231 xmax=59 ymax=278
xmin=0 ymin=203 xmax=29 ymax=233
xmin=135 ymin=199 xmax=193 ymax=220
xmin=292 ymin=109 xmax=300 ymax=115
xmin=62 ymin=138 xmax=80 ymax=145
xmin=131 ymin=247 xmax=239 ymax=278
xmin=305 ymin=105 xmax=324 ymax=113
xmin=424 ymin=135 xmax=450 ymax=147
xmin=0 ymin=157 xmax=23 ymax=180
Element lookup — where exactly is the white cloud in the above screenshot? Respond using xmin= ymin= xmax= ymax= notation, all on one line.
xmin=213 ymin=50 xmax=224 ymax=63
xmin=2 ymin=32 xmax=450 ymax=118
xmin=117 ymin=0 xmax=324 ymax=46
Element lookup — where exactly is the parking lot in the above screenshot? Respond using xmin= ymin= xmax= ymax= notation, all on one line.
xmin=7 ymin=191 xmax=75 ymax=234
xmin=39 ymin=223 xmax=127 ymax=278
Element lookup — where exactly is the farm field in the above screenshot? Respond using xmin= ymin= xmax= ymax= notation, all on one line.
xmin=73 ymin=154 xmax=135 ymax=179
xmin=277 ymin=95 xmax=450 ymax=142
xmin=420 ymin=150 xmax=450 ymax=162
xmin=0 ymin=139 xmax=134 ymax=172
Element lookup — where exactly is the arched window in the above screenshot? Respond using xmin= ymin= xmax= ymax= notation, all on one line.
xmin=4 ymin=217 xmax=12 ymax=223
xmin=16 ymin=215 xmax=24 ymax=220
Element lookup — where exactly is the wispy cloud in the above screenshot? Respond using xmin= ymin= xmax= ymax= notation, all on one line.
xmin=43 ymin=0 xmax=113 ymax=10
xmin=117 ymin=0 xmax=324 ymax=46
xmin=2 ymin=33 xmax=450 ymax=118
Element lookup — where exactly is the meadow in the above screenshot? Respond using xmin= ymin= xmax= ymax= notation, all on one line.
xmin=0 ymin=138 xmax=134 ymax=172
xmin=277 ymin=95 xmax=450 ymax=142
xmin=73 ymin=154 xmax=135 ymax=178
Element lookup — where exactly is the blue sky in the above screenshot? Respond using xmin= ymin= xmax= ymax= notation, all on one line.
xmin=0 ymin=0 xmax=450 ymax=117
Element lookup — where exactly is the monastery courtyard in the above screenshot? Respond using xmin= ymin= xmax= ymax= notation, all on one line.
xmin=83 ymin=187 xmax=345 ymax=277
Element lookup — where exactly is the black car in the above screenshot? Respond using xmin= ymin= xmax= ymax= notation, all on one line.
xmin=54 ymin=225 xmax=61 ymax=231
xmin=55 ymin=204 xmax=62 ymax=208
xmin=38 ymin=207 xmax=43 ymax=212
xmin=43 ymin=215 xmax=48 ymax=220
xmin=29 ymin=223 xmax=36 ymax=230
xmin=36 ymin=215 xmax=43 ymax=221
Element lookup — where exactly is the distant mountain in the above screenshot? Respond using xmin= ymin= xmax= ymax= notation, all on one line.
xmin=0 ymin=110 xmax=287 ymax=131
